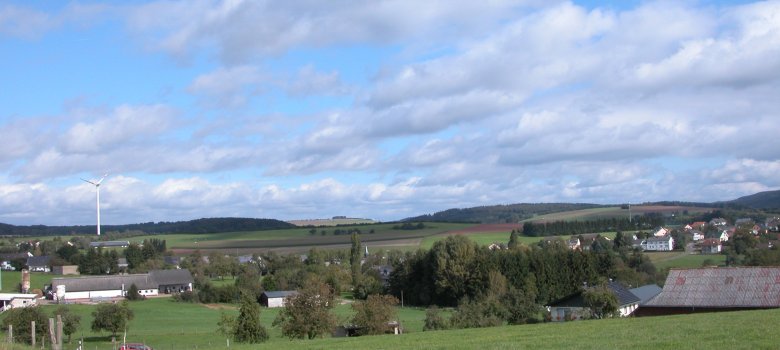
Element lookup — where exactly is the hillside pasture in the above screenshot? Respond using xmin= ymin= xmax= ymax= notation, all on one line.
xmin=527 ymin=205 xmax=711 ymax=223
xmin=3 ymin=298 xmax=778 ymax=349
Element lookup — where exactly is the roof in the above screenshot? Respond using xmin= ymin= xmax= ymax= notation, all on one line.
xmin=52 ymin=269 xmax=193 ymax=292
xmin=89 ymin=241 xmax=130 ymax=247
xmin=0 ymin=293 xmax=38 ymax=301
xmin=548 ymin=281 xmax=640 ymax=308
xmin=645 ymin=267 xmax=780 ymax=308
xmin=645 ymin=236 xmax=672 ymax=243
xmin=629 ymin=284 xmax=663 ymax=305
xmin=262 ymin=291 xmax=298 ymax=299
xmin=148 ymin=269 xmax=194 ymax=285
xmin=26 ymin=255 xmax=51 ymax=267
xmin=701 ymin=238 xmax=721 ymax=247
xmin=52 ymin=274 xmax=157 ymax=292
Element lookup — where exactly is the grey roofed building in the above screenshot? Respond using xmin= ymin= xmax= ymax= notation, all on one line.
xmin=89 ymin=241 xmax=130 ymax=248
xmin=52 ymin=274 xmax=158 ymax=293
xmin=629 ymin=284 xmax=663 ymax=305
xmin=52 ymin=269 xmax=194 ymax=294
xmin=262 ymin=291 xmax=298 ymax=299
xmin=26 ymin=255 xmax=51 ymax=269
xmin=549 ymin=281 xmax=640 ymax=308
xmin=636 ymin=267 xmax=780 ymax=316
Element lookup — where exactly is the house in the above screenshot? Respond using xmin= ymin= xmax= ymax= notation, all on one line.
xmin=567 ymin=238 xmax=581 ymax=251
xmin=629 ymin=284 xmax=662 ymax=306
xmin=719 ymin=229 xmax=731 ymax=242
xmin=687 ymin=222 xmax=707 ymax=231
xmin=636 ymin=267 xmax=780 ymax=316
xmin=547 ymin=281 xmax=640 ymax=321
xmin=709 ymin=218 xmax=728 ymax=227
xmin=488 ymin=243 xmax=506 ymax=250
xmin=89 ymin=241 xmax=130 ymax=248
xmin=0 ymin=293 xmax=38 ymax=312
xmin=652 ymin=227 xmax=669 ymax=237
xmin=766 ymin=218 xmax=780 ymax=232
xmin=735 ymin=218 xmax=754 ymax=227
xmin=690 ymin=230 xmax=705 ymax=241
xmin=641 ymin=236 xmax=674 ymax=251
xmin=50 ymin=269 xmax=193 ymax=301
xmin=700 ymin=238 xmax=722 ymax=254
xmin=26 ymin=256 xmax=51 ymax=272
xmin=52 ymin=265 xmax=79 ymax=275
xmin=260 ymin=291 xmax=298 ymax=308
xmin=237 ymin=255 xmax=255 ymax=264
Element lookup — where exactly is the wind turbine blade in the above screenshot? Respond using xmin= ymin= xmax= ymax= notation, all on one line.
xmin=81 ymin=178 xmax=97 ymax=186
xmin=97 ymin=173 xmax=109 ymax=185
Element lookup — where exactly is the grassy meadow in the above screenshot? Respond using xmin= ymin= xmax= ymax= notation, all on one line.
xmin=2 ymin=298 xmax=778 ymax=350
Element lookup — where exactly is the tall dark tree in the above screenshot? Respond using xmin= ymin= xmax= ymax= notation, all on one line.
xmin=54 ymin=306 xmax=81 ymax=343
xmin=508 ymin=229 xmax=520 ymax=250
xmin=350 ymin=232 xmax=362 ymax=287
xmin=232 ymin=292 xmax=268 ymax=343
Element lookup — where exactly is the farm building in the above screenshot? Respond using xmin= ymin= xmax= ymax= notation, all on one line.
xmin=0 ymin=293 xmax=38 ymax=311
xmin=89 ymin=241 xmax=130 ymax=248
xmin=26 ymin=255 xmax=51 ymax=272
xmin=635 ymin=267 xmax=780 ymax=316
xmin=50 ymin=269 xmax=193 ymax=301
xmin=547 ymin=281 xmax=640 ymax=321
xmin=629 ymin=284 xmax=662 ymax=306
xmin=700 ymin=238 xmax=722 ymax=254
xmin=260 ymin=291 xmax=298 ymax=308
xmin=52 ymin=265 xmax=79 ymax=275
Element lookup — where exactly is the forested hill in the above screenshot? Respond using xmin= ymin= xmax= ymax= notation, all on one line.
xmin=727 ymin=190 xmax=780 ymax=209
xmin=0 ymin=217 xmax=295 ymax=236
xmin=404 ymin=203 xmax=606 ymax=223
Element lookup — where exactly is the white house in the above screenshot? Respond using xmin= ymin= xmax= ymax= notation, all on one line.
xmin=690 ymin=230 xmax=705 ymax=241
xmin=719 ymin=230 xmax=730 ymax=242
xmin=641 ymin=236 xmax=674 ymax=251
xmin=0 ymin=293 xmax=38 ymax=312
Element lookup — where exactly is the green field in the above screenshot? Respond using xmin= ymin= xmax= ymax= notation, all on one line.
xmin=0 ymin=271 xmax=54 ymax=293
xmin=2 ymin=298 xmax=778 ymax=350
xmin=650 ymin=252 xmax=727 ymax=270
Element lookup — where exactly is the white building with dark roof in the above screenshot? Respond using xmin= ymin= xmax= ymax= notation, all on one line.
xmin=641 ymin=236 xmax=674 ymax=251
xmin=51 ymin=269 xmax=193 ymax=301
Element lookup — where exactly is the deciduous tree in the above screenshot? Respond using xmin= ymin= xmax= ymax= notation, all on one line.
xmin=91 ymin=301 xmax=134 ymax=335
xmin=351 ymin=294 xmax=399 ymax=335
xmin=273 ymin=279 xmax=336 ymax=339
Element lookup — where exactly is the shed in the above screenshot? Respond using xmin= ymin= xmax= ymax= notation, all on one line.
xmin=260 ymin=291 xmax=298 ymax=308
xmin=52 ymin=265 xmax=80 ymax=275
xmin=0 ymin=293 xmax=38 ymax=311
xmin=547 ymin=281 xmax=640 ymax=321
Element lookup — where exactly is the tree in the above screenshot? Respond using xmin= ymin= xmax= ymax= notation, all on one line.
xmin=350 ymin=294 xmax=399 ymax=335
xmin=91 ymin=301 xmax=134 ymax=336
xmin=54 ymin=306 xmax=81 ymax=343
xmin=582 ymin=283 xmax=618 ymax=319
xmin=273 ymin=279 xmax=336 ymax=339
xmin=450 ymin=296 xmax=506 ymax=329
xmin=423 ymin=306 xmax=449 ymax=331
xmin=1 ymin=306 xmax=47 ymax=344
xmin=350 ymin=232 xmax=362 ymax=287
xmin=126 ymin=283 xmax=144 ymax=301
xmin=124 ymin=243 xmax=144 ymax=271
xmin=232 ymin=292 xmax=268 ymax=343
xmin=508 ymin=229 xmax=520 ymax=250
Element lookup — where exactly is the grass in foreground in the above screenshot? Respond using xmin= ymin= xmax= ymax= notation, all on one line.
xmin=2 ymin=299 xmax=779 ymax=349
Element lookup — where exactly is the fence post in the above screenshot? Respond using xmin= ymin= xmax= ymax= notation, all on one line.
xmin=31 ymin=320 xmax=35 ymax=347
xmin=7 ymin=324 xmax=12 ymax=344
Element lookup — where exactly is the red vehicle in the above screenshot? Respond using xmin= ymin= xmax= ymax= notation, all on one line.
xmin=118 ymin=344 xmax=153 ymax=350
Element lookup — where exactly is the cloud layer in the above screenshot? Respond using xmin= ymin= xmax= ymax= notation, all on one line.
xmin=1 ymin=0 xmax=779 ymax=225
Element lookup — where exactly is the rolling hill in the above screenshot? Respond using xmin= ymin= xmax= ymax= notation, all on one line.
xmin=0 ymin=217 xmax=295 ymax=236
xmin=727 ymin=189 xmax=780 ymax=209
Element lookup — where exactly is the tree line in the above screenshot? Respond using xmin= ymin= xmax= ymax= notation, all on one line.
xmin=0 ymin=217 xmax=295 ymax=236
xmin=520 ymin=214 xmax=665 ymax=237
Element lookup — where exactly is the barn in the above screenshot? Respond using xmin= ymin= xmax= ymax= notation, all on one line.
xmin=260 ymin=291 xmax=298 ymax=308
xmin=51 ymin=269 xmax=193 ymax=301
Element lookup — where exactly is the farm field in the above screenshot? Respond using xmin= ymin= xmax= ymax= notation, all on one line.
xmin=649 ymin=251 xmax=727 ymax=270
xmin=526 ymin=205 xmax=710 ymax=223
xmin=2 ymin=298 xmax=777 ymax=349
xmin=286 ymin=218 xmax=378 ymax=226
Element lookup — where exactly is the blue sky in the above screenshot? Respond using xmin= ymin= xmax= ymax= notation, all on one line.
xmin=1 ymin=0 xmax=779 ymax=225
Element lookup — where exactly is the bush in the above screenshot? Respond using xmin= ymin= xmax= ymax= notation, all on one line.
xmin=173 ymin=290 xmax=200 ymax=303
xmin=423 ymin=306 xmax=449 ymax=331
xmin=126 ymin=283 xmax=145 ymax=301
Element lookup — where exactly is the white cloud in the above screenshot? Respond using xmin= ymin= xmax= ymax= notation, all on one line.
xmin=187 ymin=65 xmax=265 ymax=108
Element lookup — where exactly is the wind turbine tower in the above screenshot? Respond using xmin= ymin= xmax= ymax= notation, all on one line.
xmin=82 ymin=174 xmax=108 ymax=236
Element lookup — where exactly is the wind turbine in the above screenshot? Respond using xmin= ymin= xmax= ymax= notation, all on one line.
xmin=82 ymin=174 xmax=108 ymax=236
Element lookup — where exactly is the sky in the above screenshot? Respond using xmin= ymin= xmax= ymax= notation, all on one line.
xmin=1 ymin=0 xmax=779 ymax=226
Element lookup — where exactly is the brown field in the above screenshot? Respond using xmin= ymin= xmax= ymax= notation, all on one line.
xmin=286 ymin=218 xmax=377 ymax=226
xmin=447 ymin=223 xmax=523 ymax=234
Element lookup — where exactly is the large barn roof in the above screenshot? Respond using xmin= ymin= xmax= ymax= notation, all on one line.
xmin=645 ymin=267 xmax=780 ymax=308
xmin=52 ymin=269 xmax=193 ymax=292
